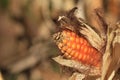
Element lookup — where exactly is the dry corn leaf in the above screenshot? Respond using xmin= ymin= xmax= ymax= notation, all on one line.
xmin=102 ymin=22 xmax=120 ymax=80
xmin=53 ymin=56 xmax=101 ymax=76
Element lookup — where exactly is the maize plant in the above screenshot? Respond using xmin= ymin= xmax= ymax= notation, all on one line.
xmin=53 ymin=7 xmax=120 ymax=80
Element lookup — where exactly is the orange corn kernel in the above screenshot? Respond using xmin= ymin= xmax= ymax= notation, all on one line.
xmin=53 ymin=30 xmax=102 ymax=67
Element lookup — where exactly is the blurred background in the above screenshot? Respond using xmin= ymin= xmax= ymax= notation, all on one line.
xmin=0 ymin=0 xmax=120 ymax=80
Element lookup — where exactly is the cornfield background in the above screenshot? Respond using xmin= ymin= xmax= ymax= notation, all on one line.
xmin=0 ymin=0 xmax=120 ymax=80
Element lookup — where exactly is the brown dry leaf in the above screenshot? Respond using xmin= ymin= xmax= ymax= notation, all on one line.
xmin=102 ymin=22 xmax=120 ymax=80
xmin=77 ymin=18 xmax=105 ymax=52
xmin=69 ymin=72 xmax=85 ymax=80
xmin=53 ymin=56 xmax=101 ymax=76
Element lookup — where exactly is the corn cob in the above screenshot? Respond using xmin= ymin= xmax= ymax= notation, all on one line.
xmin=53 ymin=30 xmax=102 ymax=67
